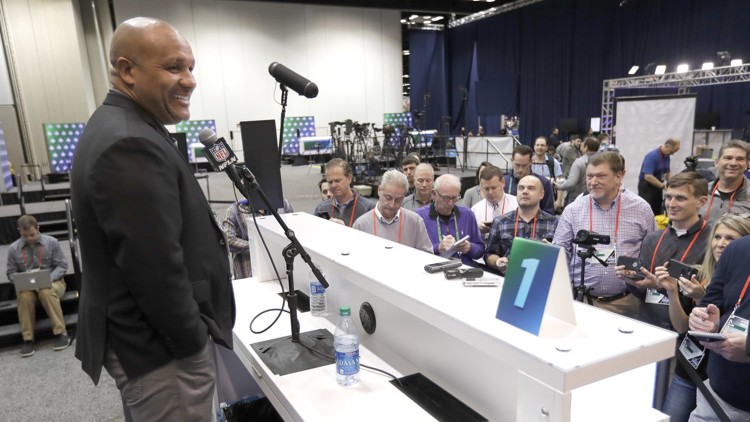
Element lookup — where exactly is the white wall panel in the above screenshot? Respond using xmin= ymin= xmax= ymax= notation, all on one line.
xmin=0 ymin=0 xmax=96 ymax=174
xmin=112 ymin=0 xmax=402 ymax=142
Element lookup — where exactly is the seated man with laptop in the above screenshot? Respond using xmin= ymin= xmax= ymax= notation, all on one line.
xmin=6 ymin=215 xmax=70 ymax=357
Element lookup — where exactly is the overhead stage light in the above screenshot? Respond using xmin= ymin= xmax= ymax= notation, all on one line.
xmin=716 ymin=51 xmax=731 ymax=66
xmin=628 ymin=66 xmax=639 ymax=75
xmin=655 ymin=65 xmax=666 ymax=75
xmin=676 ymin=64 xmax=689 ymax=73
xmin=702 ymin=62 xmax=714 ymax=70
xmin=731 ymin=59 xmax=743 ymax=66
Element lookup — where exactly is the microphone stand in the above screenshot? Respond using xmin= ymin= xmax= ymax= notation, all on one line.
xmin=574 ymin=244 xmax=607 ymax=305
xmin=237 ymin=165 xmax=328 ymax=343
xmin=276 ymin=84 xmax=289 ymax=161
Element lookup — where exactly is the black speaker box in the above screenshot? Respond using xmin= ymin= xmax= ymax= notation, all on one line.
xmin=240 ymin=120 xmax=284 ymax=212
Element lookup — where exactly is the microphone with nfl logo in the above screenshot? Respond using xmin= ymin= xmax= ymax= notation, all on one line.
xmin=199 ymin=128 xmax=245 ymax=193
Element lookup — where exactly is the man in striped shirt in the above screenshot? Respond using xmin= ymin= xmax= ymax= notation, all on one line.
xmin=553 ymin=151 xmax=656 ymax=318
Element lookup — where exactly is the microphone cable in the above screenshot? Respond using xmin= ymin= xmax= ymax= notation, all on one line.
xmin=228 ymin=188 xmax=290 ymax=335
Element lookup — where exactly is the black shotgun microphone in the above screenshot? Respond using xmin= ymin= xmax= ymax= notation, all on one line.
xmin=268 ymin=62 xmax=319 ymax=98
xmin=199 ymin=128 xmax=244 ymax=193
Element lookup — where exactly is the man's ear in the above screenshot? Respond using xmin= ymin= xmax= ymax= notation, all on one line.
xmin=115 ymin=57 xmax=137 ymax=86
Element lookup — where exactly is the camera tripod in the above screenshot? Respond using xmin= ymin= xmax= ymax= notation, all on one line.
xmin=574 ymin=245 xmax=608 ymax=305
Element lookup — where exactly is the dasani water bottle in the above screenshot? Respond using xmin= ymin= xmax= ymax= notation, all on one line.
xmin=334 ymin=306 xmax=360 ymax=386
xmin=308 ymin=268 xmax=327 ymax=316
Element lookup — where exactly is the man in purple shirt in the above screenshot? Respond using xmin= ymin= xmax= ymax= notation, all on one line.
xmin=417 ymin=174 xmax=484 ymax=266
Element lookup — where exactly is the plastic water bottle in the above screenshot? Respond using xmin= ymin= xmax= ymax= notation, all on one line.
xmin=334 ymin=306 xmax=360 ymax=386
xmin=308 ymin=268 xmax=327 ymax=316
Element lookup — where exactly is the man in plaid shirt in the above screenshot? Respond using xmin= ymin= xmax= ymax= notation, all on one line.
xmin=553 ymin=151 xmax=656 ymax=318
xmin=484 ymin=176 xmax=557 ymax=273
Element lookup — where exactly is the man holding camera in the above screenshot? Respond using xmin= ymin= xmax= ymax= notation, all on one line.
xmin=619 ymin=172 xmax=710 ymax=328
xmin=553 ymin=152 xmax=655 ymax=317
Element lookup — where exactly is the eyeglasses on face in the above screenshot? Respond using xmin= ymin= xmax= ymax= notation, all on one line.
xmin=434 ymin=190 xmax=461 ymax=202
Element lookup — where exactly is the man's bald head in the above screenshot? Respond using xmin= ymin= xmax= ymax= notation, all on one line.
xmin=108 ymin=17 xmax=196 ymax=125
xmin=516 ymin=175 xmax=544 ymax=210
xmin=110 ymin=18 xmax=177 ymax=71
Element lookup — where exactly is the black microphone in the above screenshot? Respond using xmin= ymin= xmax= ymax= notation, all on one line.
xmin=268 ymin=62 xmax=319 ymax=98
xmin=572 ymin=230 xmax=611 ymax=246
xmin=199 ymin=128 xmax=244 ymax=193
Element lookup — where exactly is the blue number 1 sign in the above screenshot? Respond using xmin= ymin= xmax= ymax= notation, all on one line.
xmin=497 ymin=238 xmax=563 ymax=335
xmin=514 ymin=258 xmax=539 ymax=309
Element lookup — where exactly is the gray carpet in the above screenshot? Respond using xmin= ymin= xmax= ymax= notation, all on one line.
xmin=0 ymin=340 xmax=123 ymax=421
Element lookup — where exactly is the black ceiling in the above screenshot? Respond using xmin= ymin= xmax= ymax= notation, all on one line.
xmin=243 ymin=0 xmax=512 ymax=16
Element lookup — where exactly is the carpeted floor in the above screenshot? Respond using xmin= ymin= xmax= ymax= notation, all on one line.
xmin=0 ymin=339 xmax=123 ymax=421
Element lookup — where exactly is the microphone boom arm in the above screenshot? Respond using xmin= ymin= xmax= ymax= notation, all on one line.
xmin=236 ymin=165 xmax=329 ymax=343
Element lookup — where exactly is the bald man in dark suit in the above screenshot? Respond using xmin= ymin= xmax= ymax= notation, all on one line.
xmin=71 ymin=17 xmax=234 ymax=421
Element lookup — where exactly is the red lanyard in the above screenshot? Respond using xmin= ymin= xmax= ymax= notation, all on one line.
xmin=22 ymin=244 xmax=43 ymax=271
xmin=703 ymin=180 xmax=741 ymax=222
xmin=649 ymin=220 xmax=706 ymax=272
xmin=734 ymin=274 xmax=750 ymax=311
xmin=372 ymin=209 xmax=403 ymax=243
xmin=589 ymin=192 xmax=622 ymax=244
xmin=332 ymin=193 xmax=360 ymax=227
xmin=485 ymin=197 xmax=506 ymax=221
xmin=513 ymin=210 xmax=537 ymax=239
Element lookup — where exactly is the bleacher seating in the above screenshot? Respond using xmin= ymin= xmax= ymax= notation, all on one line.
xmin=0 ymin=199 xmax=80 ymax=347
xmin=0 ymin=274 xmax=78 ymax=346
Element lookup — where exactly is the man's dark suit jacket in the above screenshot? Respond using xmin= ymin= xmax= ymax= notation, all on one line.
xmin=71 ymin=91 xmax=235 ymax=384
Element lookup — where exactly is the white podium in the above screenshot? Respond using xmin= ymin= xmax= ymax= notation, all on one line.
xmin=234 ymin=212 xmax=675 ymax=421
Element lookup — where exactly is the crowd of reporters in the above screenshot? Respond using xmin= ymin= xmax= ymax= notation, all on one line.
xmin=222 ymin=136 xmax=750 ymax=422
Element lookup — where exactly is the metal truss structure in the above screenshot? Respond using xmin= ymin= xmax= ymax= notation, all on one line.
xmin=447 ymin=0 xmax=544 ymax=28
xmin=601 ymin=64 xmax=750 ymax=137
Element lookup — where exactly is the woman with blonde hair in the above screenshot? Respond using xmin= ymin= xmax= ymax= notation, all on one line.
xmin=658 ymin=213 xmax=750 ymax=422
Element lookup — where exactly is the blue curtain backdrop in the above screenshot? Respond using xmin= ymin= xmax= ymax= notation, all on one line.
xmin=408 ymin=30 xmax=449 ymax=133
xmin=408 ymin=0 xmax=750 ymax=145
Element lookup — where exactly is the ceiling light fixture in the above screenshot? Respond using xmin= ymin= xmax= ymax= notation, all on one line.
xmin=702 ymin=62 xmax=714 ymax=70
xmin=654 ymin=65 xmax=667 ymax=75
xmin=676 ymin=64 xmax=689 ymax=73
xmin=628 ymin=66 xmax=639 ymax=75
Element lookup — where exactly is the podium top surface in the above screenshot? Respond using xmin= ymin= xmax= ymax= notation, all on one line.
xmin=250 ymin=212 xmax=675 ymax=390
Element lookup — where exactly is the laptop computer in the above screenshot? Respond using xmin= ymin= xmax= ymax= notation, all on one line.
xmin=13 ymin=269 xmax=53 ymax=294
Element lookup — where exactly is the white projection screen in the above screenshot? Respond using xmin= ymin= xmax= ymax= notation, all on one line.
xmin=615 ymin=94 xmax=696 ymax=193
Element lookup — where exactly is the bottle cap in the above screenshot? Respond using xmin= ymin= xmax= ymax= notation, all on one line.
xmin=339 ymin=306 xmax=351 ymax=316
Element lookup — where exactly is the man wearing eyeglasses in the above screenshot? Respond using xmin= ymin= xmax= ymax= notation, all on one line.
xmin=503 ymin=145 xmax=556 ymax=215
xmin=416 ymin=174 xmax=484 ymax=265
xmin=353 ymin=170 xmax=432 ymax=253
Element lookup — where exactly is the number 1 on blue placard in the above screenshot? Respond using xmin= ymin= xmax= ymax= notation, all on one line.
xmin=514 ymin=258 xmax=539 ymax=309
